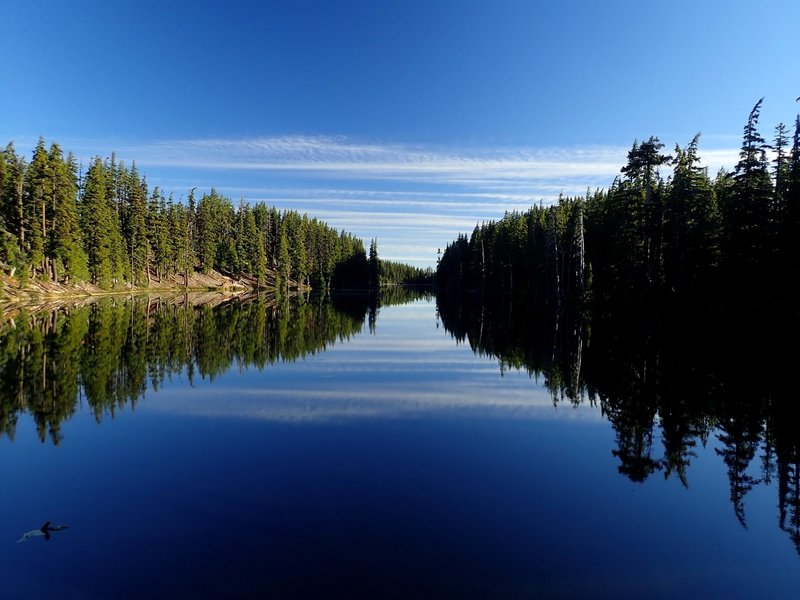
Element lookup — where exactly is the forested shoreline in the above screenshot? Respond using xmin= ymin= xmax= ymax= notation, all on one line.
xmin=433 ymin=99 xmax=800 ymax=551
xmin=0 ymin=138 xmax=389 ymax=294
xmin=436 ymin=99 xmax=800 ymax=322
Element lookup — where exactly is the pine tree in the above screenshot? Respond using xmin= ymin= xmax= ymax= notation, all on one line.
xmin=148 ymin=187 xmax=170 ymax=281
xmin=103 ymin=154 xmax=129 ymax=284
xmin=80 ymin=158 xmax=115 ymax=287
xmin=781 ymin=115 xmax=800 ymax=284
xmin=125 ymin=164 xmax=149 ymax=285
xmin=168 ymin=199 xmax=190 ymax=285
xmin=663 ymin=134 xmax=720 ymax=306
xmin=620 ymin=136 xmax=671 ymax=294
xmin=0 ymin=143 xmax=25 ymax=274
xmin=195 ymin=191 xmax=215 ymax=273
xmin=368 ymin=238 xmax=380 ymax=290
xmin=283 ymin=211 xmax=308 ymax=287
xmin=773 ymin=123 xmax=791 ymax=213
xmin=277 ymin=220 xmax=291 ymax=290
xmin=22 ymin=137 xmax=49 ymax=277
xmin=234 ymin=200 xmax=251 ymax=278
xmin=723 ymin=99 xmax=775 ymax=301
xmin=184 ymin=187 xmax=197 ymax=284
xmin=49 ymin=146 xmax=89 ymax=282
xmin=242 ymin=202 xmax=261 ymax=281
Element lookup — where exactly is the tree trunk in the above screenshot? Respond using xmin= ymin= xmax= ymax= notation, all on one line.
xmin=41 ymin=200 xmax=47 ymax=270
xmin=16 ymin=179 xmax=24 ymax=251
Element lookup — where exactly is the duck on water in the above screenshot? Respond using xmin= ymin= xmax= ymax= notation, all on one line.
xmin=17 ymin=522 xmax=68 ymax=543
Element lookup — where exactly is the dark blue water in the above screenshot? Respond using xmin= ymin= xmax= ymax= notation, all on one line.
xmin=2 ymin=300 xmax=799 ymax=598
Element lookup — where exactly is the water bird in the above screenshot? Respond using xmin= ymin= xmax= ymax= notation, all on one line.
xmin=16 ymin=521 xmax=69 ymax=543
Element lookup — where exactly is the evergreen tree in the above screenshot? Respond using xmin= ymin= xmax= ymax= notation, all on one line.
xmin=773 ymin=123 xmax=791 ymax=213
xmin=663 ymin=134 xmax=720 ymax=307
xmin=195 ymin=190 xmax=216 ymax=273
xmin=49 ymin=146 xmax=89 ymax=282
xmin=619 ymin=136 xmax=671 ymax=294
xmin=185 ymin=188 xmax=197 ymax=284
xmin=722 ymin=99 xmax=775 ymax=301
xmin=22 ymin=137 xmax=49 ymax=276
xmin=782 ymin=115 xmax=800 ymax=284
xmin=251 ymin=201 xmax=270 ymax=287
xmin=0 ymin=143 xmax=25 ymax=274
xmin=80 ymin=158 xmax=115 ymax=287
xmin=287 ymin=212 xmax=308 ymax=287
xmin=168 ymin=200 xmax=191 ymax=285
xmin=277 ymin=220 xmax=291 ymax=290
xmin=148 ymin=187 xmax=170 ymax=281
xmin=103 ymin=154 xmax=129 ymax=284
xmin=368 ymin=238 xmax=380 ymax=290
xmin=124 ymin=164 xmax=149 ymax=285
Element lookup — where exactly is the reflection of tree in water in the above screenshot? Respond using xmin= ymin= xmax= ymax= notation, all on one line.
xmin=773 ymin=387 xmax=800 ymax=553
xmin=716 ymin=417 xmax=762 ymax=528
xmin=0 ymin=294 xmax=368 ymax=444
xmin=436 ymin=290 xmax=800 ymax=554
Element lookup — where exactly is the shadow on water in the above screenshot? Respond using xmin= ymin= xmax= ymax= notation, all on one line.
xmin=436 ymin=287 xmax=800 ymax=556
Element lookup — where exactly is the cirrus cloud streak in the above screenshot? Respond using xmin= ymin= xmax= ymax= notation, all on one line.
xmin=17 ymin=134 xmax=741 ymax=266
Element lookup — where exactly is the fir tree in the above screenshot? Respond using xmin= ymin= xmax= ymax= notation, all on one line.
xmin=723 ymin=99 xmax=775 ymax=301
xmin=277 ymin=220 xmax=291 ymax=290
xmin=125 ymin=164 xmax=149 ymax=285
xmin=0 ymin=143 xmax=25 ymax=274
xmin=80 ymin=158 xmax=115 ymax=287
xmin=49 ymin=146 xmax=89 ymax=282
xmin=368 ymin=238 xmax=380 ymax=290
xmin=22 ymin=137 xmax=49 ymax=276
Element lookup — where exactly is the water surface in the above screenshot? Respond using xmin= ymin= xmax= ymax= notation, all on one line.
xmin=1 ymin=297 xmax=798 ymax=598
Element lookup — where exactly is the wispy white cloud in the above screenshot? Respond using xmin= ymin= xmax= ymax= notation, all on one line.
xmin=128 ymin=136 xmax=743 ymax=264
xmin=120 ymin=136 xmax=629 ymax=183
xmin=7 ymin=134 xmax=742 ymax=265
xmin=107 ymin=134 xmax=742 ymax=191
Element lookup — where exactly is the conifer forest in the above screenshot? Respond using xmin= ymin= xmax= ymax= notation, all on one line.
xmin=0 ymin=141 xmax=385 ymax=291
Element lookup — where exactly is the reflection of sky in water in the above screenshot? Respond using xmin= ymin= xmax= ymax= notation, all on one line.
xmin=3 ymin=300 xmax=800 ymax=597
xmin=142 ymin=300 xmax=600 ymax=422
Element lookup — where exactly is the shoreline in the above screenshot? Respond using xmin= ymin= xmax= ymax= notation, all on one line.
xmin=0 ymin=268 xmax=309 ymax=307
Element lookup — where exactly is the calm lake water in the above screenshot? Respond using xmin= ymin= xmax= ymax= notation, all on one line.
xmin=1 ymin=295 xmax=799 ymax=598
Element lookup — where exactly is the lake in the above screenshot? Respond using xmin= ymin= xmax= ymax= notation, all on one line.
xmin=1 ymin=294 xmax=799 ymax=598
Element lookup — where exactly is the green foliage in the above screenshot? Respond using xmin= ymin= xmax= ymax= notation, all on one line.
xmin=437 ymin=98 xmax=800 ymax=320
xmin=81 ymin=158 xmax=115 ymax=287
xmin=0 ymin=295 xmax=368 ymax=443
xmin=22 ymin=137 xmax=49 ymax=276
xmin=368 ymin=238 xmax=380 ymax=290
xmin=379 ymin=259 xmax=433 ymax=286
xmin=0 ymin=143 xmax=25 ymax=270
xmin=277 ymin=220 xmax=291 ymax=287
xmin=123 ymin=164 xmax=149 ymax=285
xmin=0 ymin=137 xmax=377 ymax=292
xmin=50 ymin=147 xmax=89 ymax=281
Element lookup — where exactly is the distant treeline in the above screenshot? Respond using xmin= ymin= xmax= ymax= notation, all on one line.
xmin=379 ymin=259 xmax=434 ymax=286
xmin=0 ymin=138 xmax=387 ymax=290
xmin=436 ymin=99 xmax=800 ymax=318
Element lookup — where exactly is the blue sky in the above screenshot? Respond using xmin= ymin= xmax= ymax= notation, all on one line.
xmin=2 ymin=0 xmax=799 ymax=266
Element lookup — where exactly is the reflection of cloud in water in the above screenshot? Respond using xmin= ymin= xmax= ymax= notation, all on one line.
xmin=137 ymin=301 xmax=601 ymax=424
xmin=144 ymin=383 xmax=602 ymax=423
